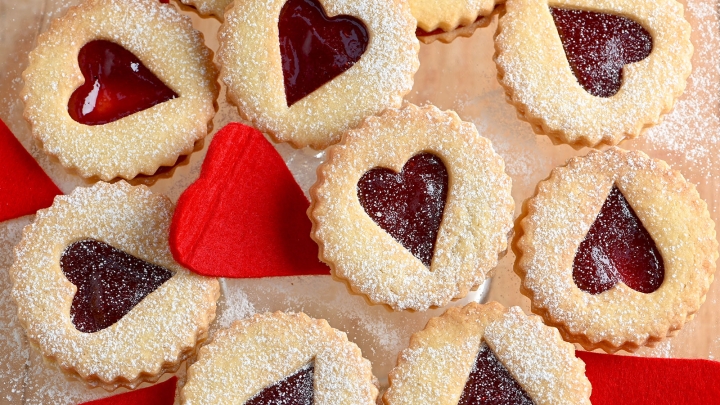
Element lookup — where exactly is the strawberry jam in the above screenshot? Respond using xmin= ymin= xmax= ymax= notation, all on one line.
xmin=550 ymin=8 xmax=652 ymax=98
xmin=61 ymin=239 xmax=173 ymax=333
xmin=68 ymin=40 xmax=178 ymax=126
xmin=573 ymin=185 xmax=664 ymax=295
xmin=357 ymin=153 xmax=448 ymax=268
xmin=278 ymin=0 xmax=368 ymax=107
xmin=458 ymin=343 xmax=534 ymax=405
xmin=245 ymin=364 xmax=314 ymax=405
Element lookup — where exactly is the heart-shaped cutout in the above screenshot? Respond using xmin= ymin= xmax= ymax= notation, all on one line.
xmin=68 ymin=40 xmax=178 ymax=126
xmin=278 ymin=0 xmax=369 ymax=107
xmin=357 ymin=153 xmax=449 ymax=267
xmin=573 ymin=185 xmax=664 ymax=295
xmin=0 ymin=118 xmax=62 ymax=223
xmin=61 ymin=239 xmax=173 ymax=333
xmin=550 ymin=8 xmax=653 ymax=98
xmin=459 ymin=343 xmax=533 ymax=405
xmin=169 ymin=122 xmax=330 ymax=278
xmin=246 ymin=364 xmax=314 ymax=405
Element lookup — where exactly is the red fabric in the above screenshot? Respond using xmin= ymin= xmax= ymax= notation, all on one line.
xmin=79 ymin=376 xmax=176 ymax=405
xmin=170 ymin=122 xmax=330 ymax=277
xmin=577 ymin=351 xmax=720 ymax=405
xmin=0 ymin=118 xmax=62 ymax=222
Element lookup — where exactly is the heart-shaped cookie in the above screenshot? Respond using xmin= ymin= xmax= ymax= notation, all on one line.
xmin=573 ymin=185 xmax=664 ymax=295
xmin=357 ymin=153 xmax=448 ymax=267
xmin=278 ymin=0 xmax=368 ymax=107
xmin=68 ymin=40 xmax=178 ymax=126
xmin=0 ymin=118 xmax=61 ymax=223
xmin=550 ymin=8 xmax=652 ymax=98
xmin=170 ymin=122 xmax=330 ymax=278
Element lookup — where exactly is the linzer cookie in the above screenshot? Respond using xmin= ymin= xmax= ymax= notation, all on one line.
xmin=217 ymin=0 xmax=419 ymax=149
xmin=21 ymin=0 xmax=219 ymax=180
xmin=494 ymin=0 xmax=692 ymax=147
xmin=10 ymin=181 xmax=220 ymax=390
xmin=181 ymin=312 xmax=378 ymax=404
xmin=412 ymin=0 xmax=503 ymax=44
xmin=309 ymin=105 xmax=514 ymax=311
xmin=176 ymin=0 xmax=231 ymax=20
xmin=515 ymin=148 xmax=717 ymax=352
xmin=384 ymin=302 xmax=591 ymax=405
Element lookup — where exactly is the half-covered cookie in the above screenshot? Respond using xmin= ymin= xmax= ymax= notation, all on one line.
xmin=516 ymin=148 xmax=717 ymax=352
xmin=181 ymin=312 xmax=378 ymax=404
xmin=309 ymin=105 xmax=514 ymax=311
xmin=22 ymin=0 xmax=219 ymax=180
xmin=384 ymin=302 xmax=591 ymax=405
xmin=10 ymin=181 xmax=220 ymax=390
xmin=412 ymin=0 xmax=503 ymax=44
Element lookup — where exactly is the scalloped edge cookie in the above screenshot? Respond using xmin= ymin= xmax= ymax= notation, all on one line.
xmin=514 ymin=148 xmax=718 ymax=352
xmin=494 ymin=0 xmax=693 ymax=148
xmin=309 ymin=104 xmax=514 ymax=311
xmin=21 ymin=0 xmax=219 ymax=180
xmin=10 ymin=181 xmax=220 ymax=390
xmin=384 ymin=302 xmax=591 ymax=405
xmin=413 ymin=0 xmax=503 ymax=44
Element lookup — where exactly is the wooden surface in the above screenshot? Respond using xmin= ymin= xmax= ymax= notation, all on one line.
xmin=1 ymin=0 xmax=719 ymax=403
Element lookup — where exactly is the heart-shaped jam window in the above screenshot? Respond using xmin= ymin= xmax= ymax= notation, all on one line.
xmin=458 ymin=343 xmax=533 ymax=405
xmin=61 ymin=239 xmax=174 ymax=333
xmin=357 ymin=153 xmax=449 ymax=268
xmin=278 ymin=0 xmax=369 ymax=107
xmin=573 ymin=185 xmax=665 ymax=295
xmin=68 ymin=40 xmax=178 ymax=126
xmin=550 ymin=8 xmax=653 ymax=98
xmin=246 ymin=364 xmax=314 ymax=405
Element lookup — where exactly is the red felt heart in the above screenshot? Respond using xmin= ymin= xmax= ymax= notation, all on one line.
xmin=246 ymin=364 xmax=314 ymax=405
xmin=459 ymin=343 xmax=533 ymax=405
xmin=68 ymin=40 xmax=177 ymax=126
xmin=80 ymin=376 xmax=177 ymax=405
xmin=0 ymin=118 xmax=62 ymax=223
xmin=550 ymin=8 xmax=652 ymax=98
xmin=573 ymin=185 xmax=664 ymax=295
xmin=357 ymin=153 xmax=449 ymax=267
xmin=278 ymin=0 xmax=368 ymax=107
xmin=577 ymin=351 xmax=720 ymax=405
xmin=169 ymin=122 xmax=330 ymax=278
xmin=61 ymin=239 xmax=173 ymax=333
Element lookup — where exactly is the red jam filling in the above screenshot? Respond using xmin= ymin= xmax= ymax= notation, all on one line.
xmin=573 ymin=185 xmax=665 ymax=295
xmin=357 ymin=153 xmax=448 ymax=268
xmin=278 ymin=0 xmax=368 ymax=107
xmin=550 ymin=8 xmax=653 ymax=98
xmin=458 ymin=343 xmax=534 ymax=405
xmin=246 ymin=364 xmax=314 ymax=405
xmin=68 ymin=40 xmax=178 ymax=126
xmin=60 ymin=239 xmax=173 ymax=333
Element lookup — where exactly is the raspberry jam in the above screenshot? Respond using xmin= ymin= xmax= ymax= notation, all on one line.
xmin=68 ymin=40 xmax=178 ymax=126
xmin=278 ymin=0 xmax=368 ymax=107
xmin=458 ymin=343 xmax=534 ymax=405
xmin=60 ymin=239 xmax=173 ymax=333
xmin=245 ymin=364 xmax=314 ymax=405
xmin=357 ymin=153 xmax=449 ymax=268
xmin=573 ymin=185 xmax=665 ymax=295
xmin=550 ymin=8 xmax=653 ymax=98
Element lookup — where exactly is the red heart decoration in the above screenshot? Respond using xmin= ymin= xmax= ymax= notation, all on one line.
xmin=577 ymin=351 xmax=720 ymax=405
xmin=68 ymin=40 xmax=178 ymax=126
xmin=459 ymin=343 xmax=533 ymax=405
xmin=550 ymin=8 xmax=652 ymax=98
xmin=572 ymin=185 xmax=664 ymax=295
xmin=169 ymin=123 xmax=330 ymax=278
xmin=61 ymin=239 xmax=173 ymax=333
xmin=246 ymin=365 xmax=314 ymax=405
xmin=278 ymin=0 xmax=369 ymax=107
xmin=357 ymin=153 xmax=449 ymax=267
xmin=0 ymin=118 xmax=62 ymax=223
xmin=80 ymin=376 xmax=177 ymax=405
